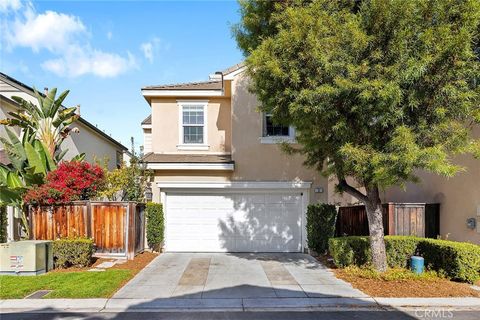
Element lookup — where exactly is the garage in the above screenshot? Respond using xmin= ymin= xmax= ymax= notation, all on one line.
xmin=162 ymin=186 xmax=308 ymax=252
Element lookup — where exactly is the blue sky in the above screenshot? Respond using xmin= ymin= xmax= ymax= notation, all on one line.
xmin=0 ymin=0 xmax=243 ymax=150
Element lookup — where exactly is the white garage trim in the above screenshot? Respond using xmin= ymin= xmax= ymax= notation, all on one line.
xmin=158 ymin=181 xmax=311 ymax=252
xmin=157 ymin=181 xmax=311 ymax=189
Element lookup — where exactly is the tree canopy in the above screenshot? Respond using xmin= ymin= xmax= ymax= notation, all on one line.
xmin=235 ymin=0 xmax=480 ymax=270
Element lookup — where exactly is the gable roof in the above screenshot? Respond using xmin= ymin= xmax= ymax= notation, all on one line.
xmin=142 ymin=80 xmax=222 ymax=91
xmin=0 ymin=72 xmax=128 ymax=151
xmin=141 ymin=115 xmax=152 ymax=125
xmin=221 ymin=62 xmax=245 ymax=75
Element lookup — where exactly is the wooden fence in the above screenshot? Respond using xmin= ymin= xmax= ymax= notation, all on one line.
xmin=29 ymin=201 xmax=145 ymax=260
xmin=335 ymin=203 xmax=440 ymax=238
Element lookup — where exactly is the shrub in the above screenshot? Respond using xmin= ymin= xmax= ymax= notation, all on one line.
xmin=146 ymin=203 xmax=164 ymax=252
xmin=0 ymin=205 xmax=7 ymax=243
xmin=418 ymin=239 xmax=480 ymax=283
xmin=306 ymin=204 xmax=337 ymax=254
xmin=53 ymin=238 xmax=94 ymax=268
xmin=328 ymin=236 xmax=480 ymax=283
xmin=24 ymin=161 xmax=105 ymax=205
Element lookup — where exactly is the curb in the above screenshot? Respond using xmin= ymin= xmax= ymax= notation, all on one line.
xmin=1 ymin=297 xmax=480 ymax=313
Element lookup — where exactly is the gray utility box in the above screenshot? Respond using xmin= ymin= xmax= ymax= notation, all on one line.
xmin=0 ymin=240 xmax=53 ymax=275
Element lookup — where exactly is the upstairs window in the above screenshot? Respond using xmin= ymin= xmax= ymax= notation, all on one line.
xmin=263 ymin=114 xmax=290 ymax=137
xmin=182 ymin=105 xmax=205 ymax=144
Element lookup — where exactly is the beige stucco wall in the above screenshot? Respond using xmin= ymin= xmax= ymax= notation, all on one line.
xmin=384 ymin=126 xmax=480 ymax=244
xmin=229 ymin=73 xmax=329 ymax=204
xmin=150 ymin=97 xmax=231 ymax=154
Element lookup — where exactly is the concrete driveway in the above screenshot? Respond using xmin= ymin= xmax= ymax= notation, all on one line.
xmin=113 ymin=253 xmax=367 ymax=300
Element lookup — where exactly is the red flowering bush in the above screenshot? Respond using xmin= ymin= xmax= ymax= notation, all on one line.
xmin=24 ymin=161 xmax=105 ymax=205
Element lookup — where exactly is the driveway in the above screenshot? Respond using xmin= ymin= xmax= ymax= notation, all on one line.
xmin=113 ymin=253 xmax=367 ymax=300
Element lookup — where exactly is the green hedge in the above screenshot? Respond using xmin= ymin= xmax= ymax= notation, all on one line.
xmin=52 ymin=238 xmax=94 ymax=268
xmin=0 ymin=206 xmax=7 ymax=243
xmin=328 ymin=236 xmax=480 ymax=283
xmin=146 ymin=202 xmax=164 ymax=252
xmin=306 ymin=204 xmax=337 ymax=254
xmin=418 ymin=239 xmax=480 ymax=283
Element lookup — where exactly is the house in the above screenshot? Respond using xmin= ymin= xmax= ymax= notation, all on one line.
xmin=0 ymin=72 xmax=128 ymax=170
xmin=141 ymin=63 xmax=358 ymax=253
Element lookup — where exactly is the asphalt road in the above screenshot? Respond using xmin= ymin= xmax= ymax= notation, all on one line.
xmin=2 ymin=311 xmax=479 ymax=320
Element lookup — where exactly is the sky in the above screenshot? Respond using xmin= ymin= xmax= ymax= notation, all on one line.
xmin=0 ymin=0 xmax=244 ymax=150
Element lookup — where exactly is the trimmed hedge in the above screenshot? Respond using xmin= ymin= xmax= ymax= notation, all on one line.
xmin=53 ymin=238 xmax=94 ymax=268
xmin=146 ymin=202 xmax=164 ymax=252
xmin=328 ymin=236 xmax=480 ymax=283
xmin=0 ymin=206 xmax=7 ymax=243
xmin=418 ymin=239 xmax=480 ymax=284
xmin=306 ymin=204 xmax=337 ymax=254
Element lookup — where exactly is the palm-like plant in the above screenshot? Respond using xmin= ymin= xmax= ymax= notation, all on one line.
xmin=0 ymin=88 xmax=80 ymax=160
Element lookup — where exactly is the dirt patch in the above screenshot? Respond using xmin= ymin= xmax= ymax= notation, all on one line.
xmin=334 ymin=269 xmax=480 ymax=297
xmin=50 ymin=252 xmax=158 ymax=273
xmin=110 ymin=251 xmax=158 ymax=273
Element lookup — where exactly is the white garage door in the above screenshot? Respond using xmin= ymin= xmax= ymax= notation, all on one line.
xmin=165 ymin=192 xmax=303 ymax=252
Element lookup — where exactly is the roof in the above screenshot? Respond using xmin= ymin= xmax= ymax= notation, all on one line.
xmin=0 ymin=72 xmax=128 ymax=151
xmin=142 ymin=153 xmax=234 ymax=164
xmin=141 ymin=115 xmax=151 ymax=125
xmin=221 ymin=62 xmax=245 ymax=75
xmin=142 ymin=80 xmax=222 ymax=91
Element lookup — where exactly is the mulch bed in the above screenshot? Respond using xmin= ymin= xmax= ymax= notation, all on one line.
xmin=334 ymin=269 xmax=480 ymax=297
xmin=312 ymin=254 xmax=480 ymax=298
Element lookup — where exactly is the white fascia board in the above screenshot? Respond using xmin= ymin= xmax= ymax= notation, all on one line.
xmin=157 ymin=181 xmax=312 ymax=189
xmin=142 ymin=89 xmax=223 ymax=97
xmin=223 ymin=66 xmax=247 ymax=80
xmin=141 ymin=124 xmax=152 ymax=129
xmin=147 ymin=163 xmax=234 ymax=171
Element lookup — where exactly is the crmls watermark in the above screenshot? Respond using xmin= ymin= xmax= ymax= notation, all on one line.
xmin=414 ymin=308 xmax=454 ymax=318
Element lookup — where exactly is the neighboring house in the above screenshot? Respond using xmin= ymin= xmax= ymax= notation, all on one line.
xmin=383 ymin=125 xmax=480 ymax=244
xmin=141 ymin=63 xmax=357 ymax=253
xmin=0 ymin=72 xmax=128 ymax=170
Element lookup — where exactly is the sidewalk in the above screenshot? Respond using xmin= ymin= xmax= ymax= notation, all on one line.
xmin=1 ymin=297 xmax=480 ymax=313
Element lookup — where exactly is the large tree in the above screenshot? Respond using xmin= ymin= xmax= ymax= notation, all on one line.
xmin=235 ymin=0 xmax=480 ymax=271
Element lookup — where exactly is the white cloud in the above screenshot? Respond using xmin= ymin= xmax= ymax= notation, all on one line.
xmin=0 ymin=0 xmax=22 ymax=13
xmin=3 ymin=1 xmax=137 ymax=78
xmin=140 ymin=37 xmax=165 ymax=64
xmin=42 ymin=45 xmax=137 ymax=78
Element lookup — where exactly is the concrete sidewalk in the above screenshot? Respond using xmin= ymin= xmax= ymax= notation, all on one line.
xmin=1 ymin=297 xmax=480 ymax=313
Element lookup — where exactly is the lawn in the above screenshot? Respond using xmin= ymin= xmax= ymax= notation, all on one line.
xmin=0 ymin=269 xmax=133 ymax=299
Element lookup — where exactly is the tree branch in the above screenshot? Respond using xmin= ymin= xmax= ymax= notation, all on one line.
xmin=337 ymin=178 xmax=368 ymax=203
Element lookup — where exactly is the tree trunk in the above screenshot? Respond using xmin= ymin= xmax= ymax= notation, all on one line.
xmin=364 ymin=185 xmax=387 ymax=272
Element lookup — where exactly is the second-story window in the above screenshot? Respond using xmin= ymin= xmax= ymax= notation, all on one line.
xmin=182 ymin=105 xmax=205 ymax=144
xmin=263 ymin=114 xmax=290 ymax=137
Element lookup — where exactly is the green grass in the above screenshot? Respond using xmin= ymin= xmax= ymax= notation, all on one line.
xmin=0 ymin=269 xmax=133 ymax=299
xmin=342 ymin=266 xmax=446 ymax=281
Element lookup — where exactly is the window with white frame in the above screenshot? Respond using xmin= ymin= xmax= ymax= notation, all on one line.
xmin=181 ymin=104 xmax=205 ymax=144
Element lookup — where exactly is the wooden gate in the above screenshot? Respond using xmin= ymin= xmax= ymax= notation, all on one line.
xmin=335 ymin=203 xmax=440 ymax=238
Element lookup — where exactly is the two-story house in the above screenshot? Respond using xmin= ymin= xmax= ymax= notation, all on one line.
xmin=142 ymin=63 xmax=480 ymax=251
xmin=141 ymin=63 xmax=354 ymax=253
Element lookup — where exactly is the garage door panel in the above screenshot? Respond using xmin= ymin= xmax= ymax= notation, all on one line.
xmin=165 ymin=192 xmax=303 ymax=252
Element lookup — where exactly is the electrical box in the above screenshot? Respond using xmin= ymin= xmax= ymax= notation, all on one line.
xmin=0 ymin=240 xmax=53 ymax=275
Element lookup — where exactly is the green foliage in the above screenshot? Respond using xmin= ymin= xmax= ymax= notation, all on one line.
xmin=0 ymin=87 xmax=79 ymax=160
xmin=0 ymin=205 xmax=7 ymax=243
xmin=306 ymin=203 xmax=337 ymax=253
xmin=418 ymin=239 xmax=480 ymax=284
xmin=52 ymin=238 xmax=94 ymax=269
xmin=343 ymin=266 xmax=444 ymax=282
xmin=146 ymin=203 xmax=164 ymax=252
xmin=329 ymin=236 xmax=480 ymax=283
xmin=0 ymin=270 xmax=132 ymax=299
xmin=238 ymin=0 xmax=480 ymax=189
